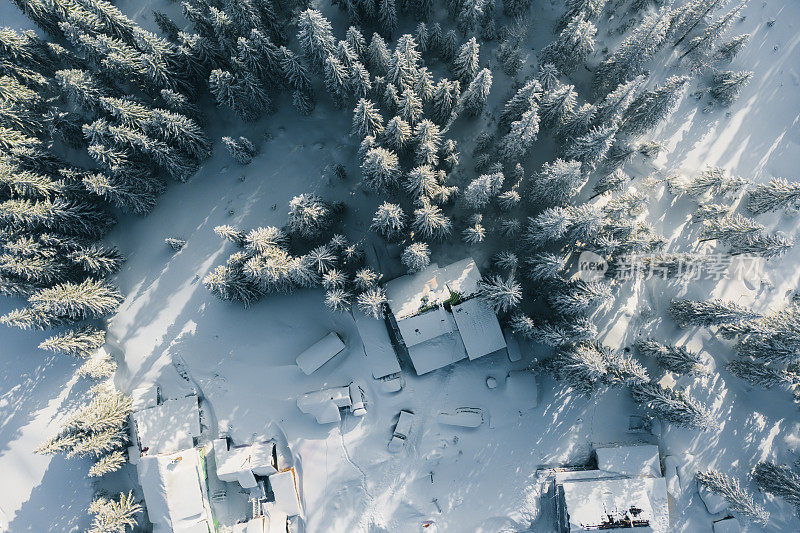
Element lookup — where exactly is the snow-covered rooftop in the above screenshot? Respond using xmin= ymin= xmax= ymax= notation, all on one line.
xmin=396 ymin=306 xmax=453 ymax=347
xmin=561 ymin=475 xmax=669 ymax=532
xmin=137 ymin=448 xmax=213 ymax=532
xmin=596 ymin=444 xmax=662 ymax=478
xmin=352 ymin=311 xmax=401 ymax=379
xmin=406 ymin=313 xmax=467 ymax=375
xmin=269 ymin=468 xmax=302 ymax=517
xmin=214 ymin=439 xmax=277 ymax=488
xmin=133 ymin=395 xmax=201 ymax=456
xmin=384 ymin=258 xmax=481 ymax=320
xmin=451 ymin=298 xmax=506 ymax=360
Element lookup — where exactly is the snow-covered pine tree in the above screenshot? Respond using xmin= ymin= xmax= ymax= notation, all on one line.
xmin=670 ymin=298 xmax=761 ymax=328
xmin=746 ymin=178 xmax=800 ymax=215
xmin=296 ymin=9 xmax=335 ymax=68
xmin=546 ymin=342 xmax=608 ymax=395
xmin=405 ymin=165 xmax=439 ymax=199
xmin=17 ymin=278 xmax=123 ymax=324
xmin=591 ymin=168 xmax=628 ymax=198
xmin=593 ymin=8 xmax=670 ymax=93
xmin=222 ymin=136 xmax=257 ymax=164
xmin=452 ymin=37 xmax=480 ymax=85
xmin=477 ymin=274 xmax=522 ymax=313
xmin=383 ymin=116 xmax=412 ymax=151
xmin=165 ymin=238 xmax=185 ymax=251
xmin=493 ymin=251 xmax=519 ymax=272
xmin=208 ymin=69 xmax=270 ymax=121
xmin=397 ymin=87 xmax=423 ymax=125
xmin=356 ymin=286 xmax=387 ymax=318
xmin=460 ymin=68 xmax=492 ymax=118
xmin=714 ymin=34 xmax=749 ymax=63
xmin=709 ymin=70 xmax=752 ymax=106
xmin=324 ymin=54 xmax=350 ymax=107
xmin=695 ymin=470 xmax=769 ymax=525
xmin=630 ymin=381 xmax=715 ymax=430
xmin=531 ymin=158 xmax=584 ymax=205
xmin=431 ymin=78 xmax=460 ymax=125
xmin=499 ymin=79 xmax=542 ymax=128
xmin=413 ymin=119 xmax=442 ymax=166
xmin=540 ymin=15 xmax=596 ymax=74
xmin=361 ymin=147 xmax=401 ymax=191
xmin=279 ymin=46 xmax=312 ymax=94
xmin=87 ymin=490 xmax=140 ymax=533
xmin=669 ymin=167 xmax=748 ymax=198
xmin=378 ymin=0 xmax=398 ymax=39
xmin=367 ymin=33 xmax=391 ymax=74
xmin=464 ymin=172 xmax=504 ymax=208
xmin=500 ymin=104 xmax=540 ymax=162
xmin=752 ymin=462 xmax=800 ymax=509
xmin=510 ymin=313 xmax=597 ymax=347
xmin=539 ymin=83 xmax=577 ymax=127
xmin=412 ymin=198 xmax=452 ymax=240
xmin=287 ymin=193 xmax=335 ymax=238
xmin=88 ymin=449 xmax=126 ymax=478
xmin=548 ymin=279 xmax=613 ymax=316
xmin=680 ymin=0 xmax=748 ymax=61
xmin=325 ymin=288 xmax=352 ymax=312
xmin=524 ymin=206 xmax=572 ymax=248
xmin=352 ymin=98 xmax=385 ymax=138
xmin=440 ymin=29 xmax=458 ymax=62
xmin=462 ymin=214 xmax=486 ymax=244
xmin=726 ymin=358 xmax=799 ymax=390
xmin=635 ymin=338 xmax=705 ymax=374
xmin=214 ymin=224 xmax=246 ymax=246
xmin=620 ymin=75 xmax=690 ymax=135
xmin=440 ymin=138 xmax=460 ymax=171
xmin=565 ymin=125 xmax=617 ymax=170
xmin=401 ymin=242 xmax=431 ymax=272
xmin=371 ymin=201 xmax=406 ymax=239
xmin=39 ymin=325 xmax=106 ymax=358
xmin=526 ymin=252 xmax=566 ymax=281
xmin=594 ymin=76 xmax=645 ymax=127
xmin=728 ymin=231 xmax=792 ymax=258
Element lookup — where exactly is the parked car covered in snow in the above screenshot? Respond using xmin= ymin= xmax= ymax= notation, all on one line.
xmin=388 ymin=410 xmax=414 ymax=453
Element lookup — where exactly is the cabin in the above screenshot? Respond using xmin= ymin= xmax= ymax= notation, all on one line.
xmin=554 ymin=444 xmax=670 ymax=533
xmin=137 ymin=447 xmax=214 ymax=532
xmin=131 ymin=391 xmax=201 ymax=457
xmin=383 ymin=257 xmax=507 ymax=375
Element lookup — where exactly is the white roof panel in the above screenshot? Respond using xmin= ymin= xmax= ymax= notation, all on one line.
xmin=134 ymin=395 xmax=201 ymax=456
xmin=137 ymin=448 xmax=212 ymax=532
xmin=451 ymin=298 xmax=506 ymax=360
xmin=407 ymin=314 xmax=467 ymax=375
xmin=269 ymin=468 xmax=302 ymax=516
xmin=396 ymin=306 xmax=452 ymax=347
xmin=562 ymin=476 xmax=669 ymax=533
xmin=353 ymin=311 xmax=401 ymax=378
xmin=596 ymin=445 xmax=661 ymax=478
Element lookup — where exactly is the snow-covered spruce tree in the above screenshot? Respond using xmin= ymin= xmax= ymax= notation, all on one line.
xmin=440 ymin=139 xmax=460 ymax=171
xmin=714 ymin=34 xmax=749 ymax=63
xmin=540 ymin=15 xmax=596 ymax=74
xmin=361 ymin=147 xmax=401 ymax=192
xmin=383 ymin=116 xmax=412 ymax=151
xmin=752 ymin=462 xmax=800 ymax=509
xmin=497 ymin=189 xmax=520 ymax=211
xmin=244 ymin=226 xmax=288 ymax=254
xmin=357 ymin=286 xmax=387 ymax=319
xmin=88 ymin=449 xmax=126 ymax=478
xmin=548 ymin=280 xmax=613 ymax=316
xmin=680 ymin=0 xmax=748 ymax=61
xmin=412 ymin=199 xmax=452 ymax=240
xmin=604 ymin=349 xmax=650 ymax=388
xmin=694 ymin=202 xmax=732 ymax=222
xmin=630 ymin=382 xmax=715 ymax=430
xmin=351 ymin=98 xmax=385 ymax=138
xmin=322 ymin=268 xmax=347 ymax=290
xmin=546 ymin=342 xmax=609 ymax=396
xmin=204 ymin=261 xmax=262 ymax=306
xmin=39 ymin=325 xmax=106 ymax=358
xmin=354 ymin=267 xmax=380 ymax=290
xmin=493 ymin=251 xmax=519 ymax=273
xmin=531 ymin=158 xmax=584 ymax=205
xmin=413 ymin=119 xmax=442 ymax=166
xmin=452 ymin=37 xmax=479 ymax=85
xmin=620 ymin=75 xmax=690 ymax=135
xmin=401 ymin=242 xmax=431 ymax=273
xmin=462 ymin=214 xmax=486 ymax=244
xmin=591 ymin=168 xmax=628 ymax=198
xmin=594 ymin=76 xmax=645 ymax=127
xmin=593 ymin=8 xmax=670 ymax=94
xmin=565 ymin=125 xmax=617 ymax=170
xmin=208 ymin=69 xmax=270 ymax=122
xmin=477 ymin=275 xmax=522 ymax=313
xmin=726 ymin=359 xmax=799 ymax=390
xmin=398 ymin=87 xmax=423 ymax=125
xmin=287 ymin=193 xmax=335 ymax=239
xmin=464 ymin=172 xmax=504 ymax=209
xmin=510 ymin=313 xmax=597 ymax=347
xmin=222 ymin=136 xmax=257 ymax=164
xmin=70 ymin=245 xmax=125 ymax=277
xmin=558 ymin=102 xmax=596 ymax=140
xmin=165 ymin=238 xmax=185 ymax=251
xmin=323 ymin=55 xmax=350 ymax=108
xmin=499 ymin=78 xmax=542 ymax=128
xmin=699 ymin=213 xmax=762 ymax=243
xmin=214 ymin=224 xmax=246 ymax=246
xmin=325 ymin=288 xmax=352 ymax=312
xmin=747 ymin=178 xmax=800 ymax=215
xmin=378 ymin=0 xmax=398 ymax=39
xmin=460 ymin=68 xmax=492 ymax=118
xmin=289 ymin=255 xmax=320 ymax=288
xmin=539 ymin=83 xmax=577 ymax=127
xmin=635 ymin=339 xmax=705 ymax=375
xmin=371 ymin=201 xmax=406 ymax=239
xmin=431 ymin=78 xmax=460 ymax=125
xmin=669 ymin=167 xmax=749 ymax=198
xmin=296 ymin=9 xmax=335 ymax=68
xmin=404 ymin=165 xmax=439 ymax=199
xmin=500 ymin=104 xmax=540 ymax=162
xmin=87 ymin=490 xmax=140 ymax=533
xmin=709 ymin=70 xmax=752 ymax=106
xmin=368 ymin=33 xmax=391 ymax=74
xmin=728 ymin=231 xmax=793 ymax=258
xmin=695 ymin=471 xmax=769 ymax=525
xmin=6 ymin=279 xmax=123 ymax=327
xmin=524 ymin=206 xmax=572 ymax=248
xmin=671 ymin=0 xmax=731 ymax=47
xmin=670 ymin=298 xmax=761 ymax=328
xmin=307 ymin=244 xmax=338 ymax=274
xmin=525 ymin=252 xmax=566 ymax=281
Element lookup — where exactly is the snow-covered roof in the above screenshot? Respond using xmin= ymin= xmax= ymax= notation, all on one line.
xmin=269 ymin=468 xmax=302 ymax=516
xmin=396 ymin=306 xmax=453 ymax=347
xmin=561 ymin=476 xmax=669 ymax=533
xmin=214 ymin=439 xmax=276 ymax=487
xmin=406 ymin=314 xmax=467 ymax=375
xmin=353 ymin=311 xmax=401 ymax=379
xmin=133 ymin=395 xmax=201 ymax=456
xmin=451 ymin=298 xmax=506 ymax=360
xmin=596 ymin=445 xmax=662 ymax=478
xmin=295 ymin=332 xmax=345 ymax=375
xmin=137 ymin=448 xmax=213 ymax=533
xmin=384 ymin=258 xmax=481 ymax=320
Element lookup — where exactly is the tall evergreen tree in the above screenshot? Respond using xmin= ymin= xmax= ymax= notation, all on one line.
xmin=460 ymin=68 xmax=492 ymax=117
xmin=695 ymin=471 xmax=769 ymax=525
xmin=540 ymin=15 xmax=596 ymax=74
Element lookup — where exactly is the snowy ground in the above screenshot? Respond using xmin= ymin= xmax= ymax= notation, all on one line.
xmin=1 ymin=0 xmax=800 ymax=532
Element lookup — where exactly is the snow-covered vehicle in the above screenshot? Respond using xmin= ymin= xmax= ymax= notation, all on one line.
xmin=437 ymin=407 xmax=484 ymax=428
xmin=388 ymin=410 xmax=414 ymax=453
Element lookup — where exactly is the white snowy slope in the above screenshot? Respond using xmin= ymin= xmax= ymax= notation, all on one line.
xmin=0 ymin=0 xmax=798 ymax=532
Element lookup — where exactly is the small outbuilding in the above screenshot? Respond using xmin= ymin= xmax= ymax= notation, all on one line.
xmin=269 ymin=468 xmax=303 ymax=517
xmin=214 ymin=438 xmax=278 ymax=489
xmin=132 ymin=394 xmax=201 ymax=457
